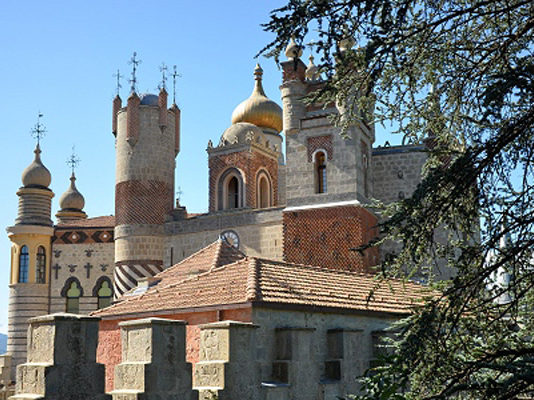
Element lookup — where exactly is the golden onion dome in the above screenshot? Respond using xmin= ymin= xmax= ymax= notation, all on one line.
xmin=21 ymin=144 xmax=52 ymax=188
xmin=59 ymin=173 xmax=85 ymax=211
xmin=231 ymin=64 xmax=283 ymax=133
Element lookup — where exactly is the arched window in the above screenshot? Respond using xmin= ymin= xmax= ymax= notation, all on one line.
xmin=257 ymin=172 xmax=272 ymax=209
xmin=227 ymin=176 xmax=239 ymax=209
xmin=315 ymin=151 xmax=327 ymax=193
xmin=61 ymin=277 xmax=83 ymax=314
xmin=36 ymin=246 xmax=46 ymax=284
xmin=93 ymin=277 xmax=113 ymax=309
xmin=18 ymin=245 xmax=29 ymax=283
xmin=218 ymin=168 xmax=244 ymax=210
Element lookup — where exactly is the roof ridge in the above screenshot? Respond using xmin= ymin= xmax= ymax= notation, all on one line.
xmin=211 ymin=239 xmax=224 ymax=270
xmin=245 ymin=258 xmax=260 ymax=302
xmin=156 ymin=257 xmax=250 ymax=292
xmin=159 ymin=239 xmax=221 ymax=275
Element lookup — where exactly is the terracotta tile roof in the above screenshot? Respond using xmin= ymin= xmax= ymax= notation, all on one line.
xmin=56 ymin=215 xmax=115 ymax=228
xmin=93 ymin=241 xmax=430 ymax=318
xmin=155 ymin=239 xmax=246 ymax=283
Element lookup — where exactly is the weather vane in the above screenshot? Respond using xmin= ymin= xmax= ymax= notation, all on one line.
xmin=172 ymin=65 xmax=181 ymax=104
xmin=113 ymin=69 xmax=123 ymax=96
xmin=128 ymin=52 xmax=142 ymax=93
xmin=176 ymin=186 xmax=183 ymax=204
xmin=31 ymin=112 xmax=46 ymax=145
xmin=66 ymin=145 xmax=81 ymax=174
xmin=159 ymin=63 xmax=168 ymax=91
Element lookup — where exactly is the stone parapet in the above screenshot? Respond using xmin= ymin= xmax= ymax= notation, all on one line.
xmin=11 ymin=313 xmax=109 ymax=400
xmin=111 ymin=318 xmax=196 ymax=400
xmin=194 ymin=321 xmax=260 ymax=400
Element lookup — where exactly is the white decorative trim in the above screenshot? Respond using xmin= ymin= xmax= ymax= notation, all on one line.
xmin=284 ymin=199 xmax=361 ymax=212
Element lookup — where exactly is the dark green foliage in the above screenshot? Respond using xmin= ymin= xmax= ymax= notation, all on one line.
xmin=263 ymin=1 xmax=534 ymax=398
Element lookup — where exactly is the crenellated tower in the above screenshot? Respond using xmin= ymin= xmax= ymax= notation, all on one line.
xmin=112 ymin=88 xmax=180 ymax=297
xmin=280 ymin=38 xmax=379 ymax=272
xmin=6 ymin=142 xmax=54 ymax=378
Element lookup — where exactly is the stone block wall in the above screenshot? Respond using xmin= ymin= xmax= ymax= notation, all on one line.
xmin=165 ymin=208 xmax=284 ymax=267
xmin=49 ymin=242 xmax=114 ymax=314
xmin=12 ymin=314 xmax=109 ymax=400
xmin=371 ymin=145 xmax=426 ymax=204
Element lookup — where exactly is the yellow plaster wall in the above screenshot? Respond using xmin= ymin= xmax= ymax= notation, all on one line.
xmin=9 ymin=234 xmax=52 ymax=285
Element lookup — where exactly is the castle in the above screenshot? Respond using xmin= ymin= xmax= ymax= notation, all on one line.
xmin=4 ymin=40 xmax=436 ymax=398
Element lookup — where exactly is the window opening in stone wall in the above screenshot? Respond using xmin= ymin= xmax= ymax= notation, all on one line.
xmin=227 ymin=176 xmax=239 ymax=209
xmin=36 ymin=246 xmax=46 ymax=284
xmin=97 ymin=280 xmax=113 ymax=309
xmin=66 ymin=280 xmax=82 ymax=313
xmin=258 ymin=174 xmax=271 ymax=208
xmin=18 ymin=245 xmax=29 ymax=283
xmin=315 ymin=151 xmax=327 ymax=193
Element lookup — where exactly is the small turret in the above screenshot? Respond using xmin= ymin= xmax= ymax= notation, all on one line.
xmin=56 ymin=172 xmax=87 ymax=223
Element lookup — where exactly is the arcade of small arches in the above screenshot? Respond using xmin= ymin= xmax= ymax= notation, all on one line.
xmin=60 ymin=276 xmax=113 ymax=313
xmin=216 ymin=167 xmax=274 ymax=211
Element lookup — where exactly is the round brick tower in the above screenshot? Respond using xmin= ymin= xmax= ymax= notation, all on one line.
xmin=113 ymin=88 xmax=179 ymax=297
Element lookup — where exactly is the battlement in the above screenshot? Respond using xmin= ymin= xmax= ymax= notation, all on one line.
xmin=10 ymin=313 xmax=390 ymax=399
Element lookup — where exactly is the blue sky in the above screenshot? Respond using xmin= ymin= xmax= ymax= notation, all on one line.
xmin=0 ymin=1 xmax=398 ymax=334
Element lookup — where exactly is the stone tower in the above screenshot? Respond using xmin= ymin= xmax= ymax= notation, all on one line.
xmin=280 ymin=39 xmax=379 ymax=271
xmin=112 ymin=88 xmax=180 ymax=297
xmin=6 ymin=143 xmax=54 ymax=378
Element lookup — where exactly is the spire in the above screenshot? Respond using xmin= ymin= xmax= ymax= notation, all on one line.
xmin=22 ymin=116 xmax=51 ymax=188
xmin=252 ymin=63 xmax=266 ymax=96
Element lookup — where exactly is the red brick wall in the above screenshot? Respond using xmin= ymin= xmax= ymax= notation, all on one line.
xmin=208 ymin=149 xmax=278 ymax=211
xmin=115 ymin=180 xmax=173 ymax=225
xmin=307 ymin=135 xmax=333 ymax=162
xmin=283 ymin=205 xmax=379 ymax=272
xmin=97 ymin=307 xmax=252 ymax=392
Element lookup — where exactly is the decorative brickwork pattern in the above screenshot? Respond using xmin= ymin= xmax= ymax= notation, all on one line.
xmin=115 ymin=180 xmax=173 ymax=225
xmin=208 ymin=149 xmax=278 ymax=212
xmin=283 ymin=205 xmax=379 ymax=272
xmin=113 ymin=260 xmax=163 ymax=297
xmin=126 ymin=92 xmax=140 ymax=145
xmin=307 ymin=135 xmax=333 ymax=162
xmin=52 ymin=229 xmax=114 ymax=244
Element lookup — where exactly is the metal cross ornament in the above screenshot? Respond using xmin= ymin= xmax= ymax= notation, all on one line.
xmin=159 ymin=63 xmax=168 ymax=90
xmin=172 ymin=65 xmax=181 ymax=104
xmin=66 ymin=146 xmax=81 ymax=174
xmin=128 ymin=52 xmax=142 ymax=93
xmin=31 ymin=112 xmax=46 ymax=145
xmin=113 ymin=69 xmax=123 ymax=96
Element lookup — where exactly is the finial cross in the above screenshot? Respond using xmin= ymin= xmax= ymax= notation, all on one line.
xmin=113 ymin=69 xmax=123 ymax=96
xmin=172 ymin=65 xmax=181 ymax=104
xmin=66 ymin=145 xmax=81 ymax=174
xmin=176 ymin=186 xmax=183 ymax=203
xmin=159 ymin=62 xmax=168 ymax=90
xmin=128 ymin=52 xmax=142 ymax=93
xmin=31 ymin=112 xmax=46 ymax=145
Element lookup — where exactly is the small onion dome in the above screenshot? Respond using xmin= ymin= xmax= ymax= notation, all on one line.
xmin=59 ymin=173 xmax=85 ymax=211
xmin=220 ymin=122 xmax=266 ymax=146
xmin=285 ymin=36 xmax=303 ymax=60
xmin=231 ymin=64 xmax=283 ymax=133
xmin=139 ymin=93 xmax=159 ymax=105
xmin=22 ymin=144 xmax=52 ymax=188
xmin=306 ymin=55 xmax=319 ymax=81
